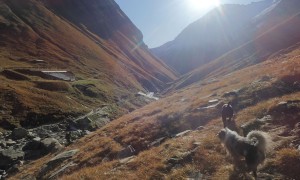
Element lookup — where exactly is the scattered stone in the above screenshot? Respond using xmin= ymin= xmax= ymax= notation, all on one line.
xmin=175 ymin=130 xmax=192 ymax=137
xmin=257 ymin=115 xmax=272 ymax=123
xmin=119 ymin=156 xmax=136 ymax=164
xmin=0 ymin=141 xmax=6 ymax=148
xmin=197 ymin=102 xmax=221 ymax=110
xmin=84 ymin=130 xmax=92 ymax=135
xmin=278 ymin=101 xmax=288 ymax=106
xmin=118 ymin=145 xmax=136 ymax=159
xmin=33 ymin=137 xmax=41 ymax=142
xmin=223 ymin=90 xmax=239 ymax=97
xmin=27 ymin=131 xmax=36 ymax=139
xmin=12 ymin=128 xmax=29 ymax=140
xmin=196 ymin=126 xmax=204 ymax=131
xmin=0 ymin=149 xmax=24 ymax=169
xmin=193 ymin=142 xmax=201 ymax=146
xmin=187 ymin=171 xmax=204 ymax=180
xmin=208 ymin=99 xmax=219 ymax=103
xmin=6 ymin=139 xmax=16 ymax=146
xmin=148 ymin=137 xmax=166 ymax=147
xmin=71 ymin=130 xmax=84 ymax=139
xmin=0 ymin=170 xmax=7 ymax=180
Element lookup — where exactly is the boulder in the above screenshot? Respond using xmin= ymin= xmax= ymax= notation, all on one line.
xmin=22 ymin=138 xmax=48 ymax=160
xmin=75 ymin=117 xmax=95 ymax=130
xmin=117 ymin=145 xmax=136 ymax=159
xmin=23 ymin=139 xmax=43 ymax=151
xmin=38 ymin=149 xmax=79 ymax=179
xmin=50 ymin=149 xmax=79 ymax=164
xmin=75 ymin=116 xmax=110 ymax=131
xmin=69 ymin=130 xmax=84 ymax=140
xmin=119 ymin=156 xmax=136 ymax=164
xmin=0 ymin=149 xmax=24 ymax=169
xmin=33 ymin=137 xmax=41 ymax=142
xmin=148 ymin=137 xmax=166 ymax=147
xmin=74 ymin=108 xmax=111 ymax=131
xmin=12 ymin=128 xmax=29 ymax=140
xmin=48 ymin=162 xmax=77 ymax=179
xmin=41 ymin=138 xmax=63 ymax=153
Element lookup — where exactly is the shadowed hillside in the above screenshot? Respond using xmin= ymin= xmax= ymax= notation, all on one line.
xmin=1 ymin=0 xmax=300 ymax=179
xmin=161 ymin=0 xmax=300 ymax=93
xmin=0 ymin=0 xmax=177 ymax=129
xmin=9 ymin=38 xmax=300 ymax=180
xmin=152 ymin=0 xmax=274 ymax=74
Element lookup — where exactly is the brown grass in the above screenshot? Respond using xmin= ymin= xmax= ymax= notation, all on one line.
xmin=9 ymin=40 xmax=300 ymax=179
xmin=274 ymin=148 xmax=300 ymax=179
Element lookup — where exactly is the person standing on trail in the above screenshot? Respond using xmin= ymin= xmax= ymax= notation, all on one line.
xmin=221 ymin=102 xmax=233 ymax=128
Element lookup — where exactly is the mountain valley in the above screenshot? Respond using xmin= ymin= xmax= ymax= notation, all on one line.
xmin=0 ymin=0 xmax=300 ymax=179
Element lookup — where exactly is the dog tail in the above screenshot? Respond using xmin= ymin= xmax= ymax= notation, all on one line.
xmin=246 ymin=130 xmax=271 ymax=153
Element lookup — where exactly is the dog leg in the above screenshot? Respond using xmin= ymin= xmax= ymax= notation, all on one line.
xmin=253 ymin=169 xmax=257 ymax=180
xmin=222 ymin=116 xmax=228 ymax=128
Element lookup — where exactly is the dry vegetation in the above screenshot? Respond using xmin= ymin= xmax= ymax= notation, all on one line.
xmin=0 ymin=0 xmax=177 ymax=130
xmin=8 ymin=41 xmax=300 ymax=180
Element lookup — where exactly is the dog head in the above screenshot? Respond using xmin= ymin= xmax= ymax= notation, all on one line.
xmin=217 ymin=129 xmax=227 ymax=142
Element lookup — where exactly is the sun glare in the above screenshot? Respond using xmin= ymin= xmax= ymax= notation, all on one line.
xmin=188 ymin=0 xmax=220 ymax=11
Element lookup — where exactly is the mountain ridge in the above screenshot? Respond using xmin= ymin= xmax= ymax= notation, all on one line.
xmin=151 ymin=0 xmax=275 ymax=75
xmin=0 ymin=0 xmax=177 ymax=129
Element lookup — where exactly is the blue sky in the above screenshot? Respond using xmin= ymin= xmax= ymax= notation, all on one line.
xmin=115 ymin=0 xmax=264 ymax=48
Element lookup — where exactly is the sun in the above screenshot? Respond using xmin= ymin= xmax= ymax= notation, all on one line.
xmin=188 ymin=0 xmax=220 ymax=11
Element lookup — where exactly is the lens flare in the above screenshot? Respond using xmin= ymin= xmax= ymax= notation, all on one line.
xmin=188 ymin=0 xmax=220 ymax=11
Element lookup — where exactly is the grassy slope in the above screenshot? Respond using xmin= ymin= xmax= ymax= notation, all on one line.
xmin=0 ymin=0 xmax=177 ymax=128
xmin=11 ymin=42 xmax=300 ymax=179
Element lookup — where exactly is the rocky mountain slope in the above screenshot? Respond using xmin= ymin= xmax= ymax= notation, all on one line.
xmin=161 ymin=0 xmax=300 ymax=92
xmin=8 ymin=37 xmax=300 ymax=180
xmin=0 ymin=0 xmax=177 ymax=129
xmin=1 ymin=0 xmax=300 ymax=179
xmin=152 ymin=0 xmax=300 ymax=75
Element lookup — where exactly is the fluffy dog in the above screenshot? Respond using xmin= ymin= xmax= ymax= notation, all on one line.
xmin=218 ymin=128 xmax=270 ymax=179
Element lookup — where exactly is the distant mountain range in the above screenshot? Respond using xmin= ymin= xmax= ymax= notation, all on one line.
xmin=152 ymin=0 xmax=300 ymax=76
